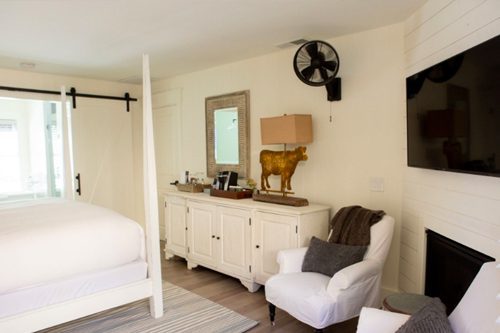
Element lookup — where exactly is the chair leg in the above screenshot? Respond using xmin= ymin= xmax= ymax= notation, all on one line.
xmin=268 ymin=303 xmax=276 ymax=326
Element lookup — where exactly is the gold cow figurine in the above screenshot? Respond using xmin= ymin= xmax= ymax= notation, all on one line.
xmin=260 ymin=146 xmax=308 ymax=193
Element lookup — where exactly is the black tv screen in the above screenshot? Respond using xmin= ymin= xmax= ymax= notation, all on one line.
xmin=406 ymin=35 xmax=500 ymax=177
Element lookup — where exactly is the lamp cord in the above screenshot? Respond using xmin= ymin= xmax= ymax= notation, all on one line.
xmin=329 ymin=102 xmax=333 ymax=122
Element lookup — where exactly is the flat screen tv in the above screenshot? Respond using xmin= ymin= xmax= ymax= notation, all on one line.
xmin=406 ymin=35 xmax=500 ymax=177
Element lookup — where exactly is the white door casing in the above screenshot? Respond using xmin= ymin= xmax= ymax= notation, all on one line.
xmin=152 ymin=89 xmax=181 ymax=188
xmin=152 ymin=89 xmax=181 ymax=238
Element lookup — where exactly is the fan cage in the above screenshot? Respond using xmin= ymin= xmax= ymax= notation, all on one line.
xmin=293 ymin=40 xmax=339 ymax=87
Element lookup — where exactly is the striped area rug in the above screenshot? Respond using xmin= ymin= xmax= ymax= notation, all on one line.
xmin=40 ymin=282 xmax=259 ymax=333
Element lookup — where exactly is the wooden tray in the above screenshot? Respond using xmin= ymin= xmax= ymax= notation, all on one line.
xmin=210 ymin=188 xmax=253 ymax=199
xmin=176 ymin=183 xmax=206 ymax=193
xmin=252 ymin=193 xmax=309 ymax=206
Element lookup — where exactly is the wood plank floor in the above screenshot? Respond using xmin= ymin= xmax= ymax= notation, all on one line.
xmin=161 ymin=254 xmax=358 ymax=333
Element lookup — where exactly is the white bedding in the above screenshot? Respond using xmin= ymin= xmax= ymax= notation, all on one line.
xmin=0 ymin=199 xmax=145 ymax=294
xmin=0 ymin=260 xmax=147 ymax=318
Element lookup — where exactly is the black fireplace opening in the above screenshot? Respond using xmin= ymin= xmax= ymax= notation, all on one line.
xmin=425 ymin=230 xmax=495 ymax=315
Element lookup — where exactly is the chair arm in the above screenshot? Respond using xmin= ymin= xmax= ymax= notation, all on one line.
xmin=356 ymin=307 xmax=409 ymax=333
xmin=328 ymin=259 xmax=381 ymax=291
xmin=276 ymin=247 xmax=308 ymax=274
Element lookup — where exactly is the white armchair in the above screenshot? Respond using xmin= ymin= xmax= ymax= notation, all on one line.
xmin=356 ymin=261 xmax=498 ymax=333
xmin=265 ymin=214 xmax=395 ymax=332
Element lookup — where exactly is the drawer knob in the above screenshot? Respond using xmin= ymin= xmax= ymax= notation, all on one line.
xmin=256 ymin=245 xmax=260 ymax=249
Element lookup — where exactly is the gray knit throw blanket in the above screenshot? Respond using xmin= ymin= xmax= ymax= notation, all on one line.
xmin=328 ymin=205 xmax=385 ymax=246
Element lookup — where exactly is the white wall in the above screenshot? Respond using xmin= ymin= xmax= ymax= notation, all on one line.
xmin=400 ymin=0 xmax=500 ymax=293
xmin=0 ymin=68 xmax=143 ymax=223
xmin=152 ymin=23 xmax=406 ymax=291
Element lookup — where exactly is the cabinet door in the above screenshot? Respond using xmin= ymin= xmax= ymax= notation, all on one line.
xmin=165 ymin=196 xmax=187 ymax=257
xmin=216 ymin=206 xmax=252 ymax=279
xmin=187 ymin=201 xmax=217 ymax=268
xmin=254 ymin=211 xmax=298 ymax=284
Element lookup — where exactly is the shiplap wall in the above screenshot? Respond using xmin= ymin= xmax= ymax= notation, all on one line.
xmin=400 ymin=0 xmax=500 ymax=293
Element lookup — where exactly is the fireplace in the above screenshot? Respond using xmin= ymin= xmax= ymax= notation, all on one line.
xmin=425 ymin=230 xmax=494 ymax=315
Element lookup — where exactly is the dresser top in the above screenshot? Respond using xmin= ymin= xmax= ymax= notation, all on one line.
xmin=160 ymin=189 xmax=331 ymax=215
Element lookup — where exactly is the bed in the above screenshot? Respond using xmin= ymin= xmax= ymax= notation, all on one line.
xmin=0 ymin=199 xmax=147 ymax=317
xmin=0 ymin=55 xmax=163 ymax=332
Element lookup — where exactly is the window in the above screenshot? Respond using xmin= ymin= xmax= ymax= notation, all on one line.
xmin=0 ymin=120 xmax=21 ymax=194
xmin=0 ymin=97 xmax=64 ymax=202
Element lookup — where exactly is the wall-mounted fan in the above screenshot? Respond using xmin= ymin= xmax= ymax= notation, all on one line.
xmin=293 ymin=40 xmax=341 ymax=101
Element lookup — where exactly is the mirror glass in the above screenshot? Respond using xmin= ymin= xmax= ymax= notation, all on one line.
xmin=214 ymin=107 xmax=239 ymax=164
xmin=206 ymin=91 xmax=249 ymax=178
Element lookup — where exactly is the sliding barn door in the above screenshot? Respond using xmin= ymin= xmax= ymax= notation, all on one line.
xmin=71 ymin=98 xmax=136 ymax=219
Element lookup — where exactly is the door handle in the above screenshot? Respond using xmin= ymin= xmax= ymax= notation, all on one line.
xmin=75 ymin=173 xmax=81 ymax=196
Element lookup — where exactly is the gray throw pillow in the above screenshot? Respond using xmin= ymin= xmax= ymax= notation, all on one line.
xmin=395 ymin=298 xmax=453 ymax=333
xmin=301 ymin=236 xmax=367 ymax=277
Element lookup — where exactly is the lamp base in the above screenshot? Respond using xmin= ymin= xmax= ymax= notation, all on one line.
xmin=252 ymin=193 xmax=309 ymax=207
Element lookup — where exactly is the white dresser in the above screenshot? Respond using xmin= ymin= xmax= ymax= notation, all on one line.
xmin=163 ymin=190 xmax=330 ymax=292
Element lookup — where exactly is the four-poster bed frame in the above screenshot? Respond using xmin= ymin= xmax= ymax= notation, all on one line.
xmin=0 ymin=55 xmax=163 ymax=332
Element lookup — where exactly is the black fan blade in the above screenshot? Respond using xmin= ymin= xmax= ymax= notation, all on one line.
xmin=301 ymin=66 xmax=315 ymax=81
xmin=319 ymin=67 xmax=330 ymax=82
xmin=322 ymin=60 xmax=337 ymax=72
xmin=305 ymin=42 xmax=318 ymax=59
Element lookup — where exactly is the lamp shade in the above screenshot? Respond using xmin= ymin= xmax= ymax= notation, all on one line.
xmin=260 ymin=114 xmax=313 ymax=144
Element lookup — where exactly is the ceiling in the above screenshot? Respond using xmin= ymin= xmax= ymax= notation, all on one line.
xmin=0 ymin=0 xmax=426 ymax=83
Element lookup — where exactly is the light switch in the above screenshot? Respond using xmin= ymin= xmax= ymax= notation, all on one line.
xmin=369 ymin=177 xmax=384 ymax=192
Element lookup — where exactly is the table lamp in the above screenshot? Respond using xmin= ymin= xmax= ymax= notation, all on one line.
xmin=253 ymin=114 xmax=312 ymax=206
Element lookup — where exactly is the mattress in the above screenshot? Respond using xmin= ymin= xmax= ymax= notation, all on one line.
xmin=0 ymin=259 xmax=147 ymax=318
xmin=0 ymin=199 xmax=145 ymax=294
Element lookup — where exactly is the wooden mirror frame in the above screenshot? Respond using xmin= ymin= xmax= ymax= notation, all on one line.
xmin=206 ymin=90 xmax=250 ymax=178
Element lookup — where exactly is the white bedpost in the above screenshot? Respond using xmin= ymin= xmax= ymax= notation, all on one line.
xmin=142 ymin=54 xmax=164 ymax=318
